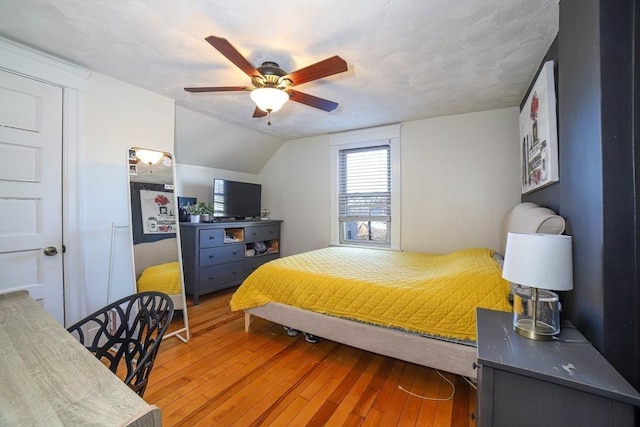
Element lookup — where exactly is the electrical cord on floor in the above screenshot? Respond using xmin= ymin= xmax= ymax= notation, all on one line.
xmin=398 ymin=369 xmax=455 ymax=401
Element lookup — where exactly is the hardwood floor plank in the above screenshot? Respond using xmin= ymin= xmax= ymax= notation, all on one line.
xmin=378 ymin=363 xmax=417 ymax=425
xmin=416 ymin=367 xmax=443 ymax=424
xmin=360 ymin=407 xmax=385 ymax=427
xmin=451 ymin=375 xmax=471 ymax=427
xmin=256 ymin=343 xmax=342 ymax=426
xmin=145 ymin=289 xmax=475 ymax=426
xmin=324 ymin=354 xmax=384 ymax=426
xmin=214 ymin=341 xmax=333 ymax=425
xmin=398 ymin=364 xmax=430 ymax=425
xmin=295 ymin=346 xmax=364 ymax=426
xmin=433 ymin=371 xmax=457 ymax=426
xmin=238 ymin=342 xmax=338 ymax=426
xmin=267 ymin=395 xmax=311 ymax=426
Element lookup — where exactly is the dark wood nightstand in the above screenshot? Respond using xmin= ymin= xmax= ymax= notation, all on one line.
xmin=475 ymin=308 xmax=640 ymax=427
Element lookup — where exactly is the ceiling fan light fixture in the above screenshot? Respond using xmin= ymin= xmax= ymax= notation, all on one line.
xmin=250 ymin=87 xmax=289 ymax=113
xmin=136 ymin=149 xmax=163 ymax=166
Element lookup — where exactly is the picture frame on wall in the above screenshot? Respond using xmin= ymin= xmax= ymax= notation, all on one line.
xmin=519 ymin=60 xmax=559 ymax=194
xmin=139 ymin=189 xmax=176 ymax=235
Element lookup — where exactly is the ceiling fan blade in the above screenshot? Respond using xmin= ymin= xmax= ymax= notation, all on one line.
xmin=252 ymin=107 xmax=268 ymax=118
xmin=288 ymin=90 xmax=339 ymax=112
xmin=184 ymin=86 xmax=249 ymax=93
xmin=205 ymin=35 xmax=262 ymax=78
xmin=284 ymin=56 xmax=348 ymax=86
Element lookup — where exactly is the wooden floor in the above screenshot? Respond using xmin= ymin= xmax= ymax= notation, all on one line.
xmin=145 ymin=289 xmax=477 ymax=426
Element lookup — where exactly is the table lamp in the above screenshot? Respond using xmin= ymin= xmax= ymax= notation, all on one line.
xmin=502 ymin=232 xmax=573 ymax=340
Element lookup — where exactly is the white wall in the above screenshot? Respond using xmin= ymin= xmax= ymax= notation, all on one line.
xmin=259 ymin=135 xmax=332 ymax=256
xmin=400 ymin=108 xmax=521 ymax=253
xmin=82 ymin=72 xmax=175 ymax=313
xmin=260 ymin=108 xmax=521 ymax=257
xmin=175 ymin=163 xmax=259 ymax=203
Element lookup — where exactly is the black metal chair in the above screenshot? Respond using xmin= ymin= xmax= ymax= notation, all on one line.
xmin=67 ymin=291 xmax=174 ymax=397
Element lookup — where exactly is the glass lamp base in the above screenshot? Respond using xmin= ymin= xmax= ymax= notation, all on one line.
xmin=512 ymin=286 xmax=560 ymax=341
xmin=514 ymin=317 xmax=557 ymax=340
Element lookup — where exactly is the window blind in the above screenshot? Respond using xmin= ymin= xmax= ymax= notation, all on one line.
xmin=338 ymin=144 xmax=391 ymax=222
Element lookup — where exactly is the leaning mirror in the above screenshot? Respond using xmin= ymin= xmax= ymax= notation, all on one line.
xmin=127 ymin=147 xmax=189 ymax=343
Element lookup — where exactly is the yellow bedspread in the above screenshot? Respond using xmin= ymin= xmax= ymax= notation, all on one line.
xmin=231 ymin=247 xmax=511 ymax=341
xmin=136 ymin=261 xmax=182 ymax=295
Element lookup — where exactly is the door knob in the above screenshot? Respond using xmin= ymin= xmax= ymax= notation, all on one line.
xmin=44 ymin=246 xmax=58 ymax=256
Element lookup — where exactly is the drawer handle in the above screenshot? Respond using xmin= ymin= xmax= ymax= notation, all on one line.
xmin=209 ymin=255 xmax=215 ymax=259
xmin=208 ymin=277 xmax=215 ymax=280
xmin=209 ymin=236 xmax=215 ymax=240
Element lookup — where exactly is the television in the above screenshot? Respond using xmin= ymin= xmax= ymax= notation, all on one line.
xmin=213 ymin=179 xmax=262 ymax=219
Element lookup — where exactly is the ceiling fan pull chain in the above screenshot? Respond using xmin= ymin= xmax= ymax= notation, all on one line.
xmin=267 ymin=109 xmax=272 ymax=126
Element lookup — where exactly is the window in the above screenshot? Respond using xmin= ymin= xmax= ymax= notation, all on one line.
xmin=330 ymin=124 xmax=401 ymax=250
xmin=339 ymin=145 xmax=391 ymax=246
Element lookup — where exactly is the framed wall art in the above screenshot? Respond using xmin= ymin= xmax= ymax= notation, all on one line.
xmin=519 ymin=60 xmax=559 ymax=194
xmin=129 ymin=182 xmax=176 ymax=244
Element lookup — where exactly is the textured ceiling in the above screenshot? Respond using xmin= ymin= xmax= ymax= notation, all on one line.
xmin=0 ymin=0 xmax=558 ymax=144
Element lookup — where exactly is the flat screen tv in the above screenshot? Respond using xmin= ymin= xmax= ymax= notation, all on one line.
xmin=213 ymin=179 xmax=261 ymax=219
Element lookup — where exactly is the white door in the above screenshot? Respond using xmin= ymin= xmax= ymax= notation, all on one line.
xmin=0 ymin=69 xmax=64 ymax=324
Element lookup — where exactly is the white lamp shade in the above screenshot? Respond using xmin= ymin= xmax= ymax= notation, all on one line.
xmin=503 ymin=232 xmax=573 ymax=291
xmin=250 ymin=88 xmax=289 ymax=113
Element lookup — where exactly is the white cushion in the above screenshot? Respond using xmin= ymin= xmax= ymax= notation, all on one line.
xmin=500 ymin=202 xmax=565 ymax=255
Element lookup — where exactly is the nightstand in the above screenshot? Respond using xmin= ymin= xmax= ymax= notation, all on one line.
xmin=475 ymin=308 xmax=640 ymax=427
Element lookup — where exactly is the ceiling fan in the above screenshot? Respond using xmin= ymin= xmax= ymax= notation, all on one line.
xmin=184 ymin=35 xmax=348 ymax=124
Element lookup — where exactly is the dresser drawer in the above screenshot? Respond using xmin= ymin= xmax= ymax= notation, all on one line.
xmin=198 ymin=261 xmax=245 ymax=291
xmin=245 ymin=253 xmax=279 ymax=276
xmin=199 ymin=245 xmax=244 ymax=267
xmin=244 ymin=226 xmax=263 ymax=242
xmin=263 ymin=225 xmax=280 ymax=240
xmin=199 ymin=228 xmax=225 ymax=247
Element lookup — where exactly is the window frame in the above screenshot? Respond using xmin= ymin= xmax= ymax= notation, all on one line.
xmin=330 ymin=124 xmax=401 ymax=250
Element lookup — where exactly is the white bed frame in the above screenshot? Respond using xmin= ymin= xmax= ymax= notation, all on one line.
xmin=243 ymin=202 xmax=565 ymax=380
xmin=245 ymin=303 xmax=478 ymax=378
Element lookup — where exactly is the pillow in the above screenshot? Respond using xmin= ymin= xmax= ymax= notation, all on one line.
xmin=500 ymin=202 xmax=565 ymax=255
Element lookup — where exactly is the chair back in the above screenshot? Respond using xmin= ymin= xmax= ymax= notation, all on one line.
xmin=67 ymin=291 xmax=174 ymax=397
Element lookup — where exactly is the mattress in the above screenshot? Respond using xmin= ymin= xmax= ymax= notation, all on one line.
xmin=136 ymin=261 xmax=182 ymax=295
xmin=231 ymin=247 xmax=511 ymax=341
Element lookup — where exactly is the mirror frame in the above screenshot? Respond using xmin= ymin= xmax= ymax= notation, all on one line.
xmin=127 ymin=146 xmax=190 ymax=343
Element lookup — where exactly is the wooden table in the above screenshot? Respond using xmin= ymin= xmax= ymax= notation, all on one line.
xmin=0 ymin=291 xmax=161 ymax=426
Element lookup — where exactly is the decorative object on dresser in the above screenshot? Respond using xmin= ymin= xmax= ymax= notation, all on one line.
xmin=180 ymin=220 xmax=281 ymax=305
xmin=476 ymin=308 xmax=640 ymax=427
xmin=503 ymin=232 xmax=573 ymax=340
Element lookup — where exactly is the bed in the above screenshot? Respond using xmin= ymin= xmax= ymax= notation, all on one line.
xmin=133 ymin=237 xmax=185 ymax=311
xmin=230 ymin=202 xmax=565 ymax=379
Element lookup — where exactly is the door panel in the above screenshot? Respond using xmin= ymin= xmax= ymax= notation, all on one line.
xmin=0 ymin=69 xmax=64 ymax=324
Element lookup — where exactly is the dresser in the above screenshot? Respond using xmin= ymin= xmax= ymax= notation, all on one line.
xmin=180 ymin=220 xmax=281 ymax=304
xmin=476 ymin=308 xmax=640 ymax=427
